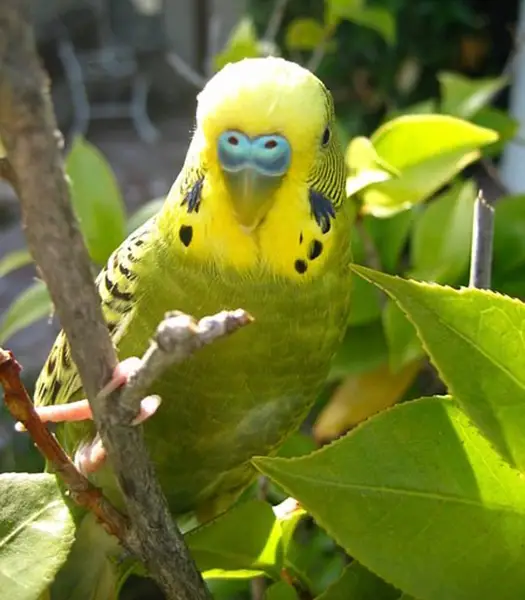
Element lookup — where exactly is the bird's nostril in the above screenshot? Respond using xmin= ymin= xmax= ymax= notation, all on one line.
xmin=228 ymin=135 xmax=239 ymax=146
xmin=264 ymin=139 xmax=278 ymax=150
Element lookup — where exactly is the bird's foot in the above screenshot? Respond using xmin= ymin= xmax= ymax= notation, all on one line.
xmin=17 ymin=357 xmax=161 ymax=474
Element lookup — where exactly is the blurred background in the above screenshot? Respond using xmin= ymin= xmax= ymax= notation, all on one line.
xmin=0 ymin=0 xmax=523 ymax=596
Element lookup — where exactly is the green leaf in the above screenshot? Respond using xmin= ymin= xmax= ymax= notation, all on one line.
xmin=347 ymin=276 xmax=382 ymax=326
xmin=354 ymin=266 xmax=525 ymax=472
xmin=362 ymin=210 xmax=414 ymax=273
xmin=329 ymin=320 xmax=388 ymax=380
xmin=0 ymin=136 xmax=5 ymax=158
xmin=316 ymin=562 xmax=400 ymax=600
xmin=0 ymin=280 xmax=52 ymax=343
xmin=471 ymin=107 xmax=518 ymax=157
xmin=254 ymin=396 xmax=525 ymax=600
xmin=0 ymin=249 xmax=33 ymax=277
xmin=126 ymin=198 xmax=165 ymax=234
xmin=188 ymin=500 xmax=281 ymax=579
xmin=66 ymin=137 xmax=126 ymax=265
xmin=343 ymin=7 xmax=396 ymax=46
xmin=387 ymin=99 xmax=437 ymax=120
xmin=0 ymin=473 xmax=75 ymax=600
xmin=438 ymin=72 xmax=508 ymax=119
xmin=409 ymin=179 xmax=476 ymax=283
xmin=214 ymin=18 xmax=261 ymax=72
xmin=285 ymin=18 xmax=325 ymax=51
xmin=265 ymin=581 xmax=298 ymax=600
xmin=361 ymin=115 xmax=498 ymax=217
xmin=325 ymin=0 xmax=365 ymax=27
xmin=382 ymin=299 xmax=423 ymax=372
xmin=493 ymin=194 xmax=525 ymax=274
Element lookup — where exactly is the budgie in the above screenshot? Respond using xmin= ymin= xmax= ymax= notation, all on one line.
xmin=32 ymin=57 xmax=354 ymax=597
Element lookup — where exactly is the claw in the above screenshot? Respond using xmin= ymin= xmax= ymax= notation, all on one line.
xmin=17 ymin=356 xmax=162 ymax=474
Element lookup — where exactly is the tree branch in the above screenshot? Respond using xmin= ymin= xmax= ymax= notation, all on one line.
xmin=0 ymin=347 xmax=130 ymax=539
xmin=0 ymin=2 xmax=232 ymax=598
xmin=469 ymin=190 xmax=495 ymax=289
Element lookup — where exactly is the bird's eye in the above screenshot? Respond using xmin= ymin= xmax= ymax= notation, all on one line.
xmin=322 ymin=127 xmax=331 ymax=147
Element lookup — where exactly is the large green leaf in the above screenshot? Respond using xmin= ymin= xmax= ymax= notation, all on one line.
xmin=254 ymin=396 xmax=525 ymax=600
xmin=0 ymin=473 xmax=75 ymax=600
xmin=409 ymin=179 xmax=476 ymax=283
xmin=354 ymin=267 xmax=525 ymax=472
xmin=493 ymin=194 xmax=525 ymax=275
xmin=382 ymin=300 xmax=423 ymax=372
xmin=361 ymin=116 xmax=498 ymax=217
xmin=187 ymin=500 xmax=282 ymax=579
xmin=316 ymin=562 xmax=400 ymax=600
xmin=66 ymin=137 xmax=126 ymax=265
xmin=438 ymin=72 xmax=508 ymax=119
xmin=0 ymin=249 xmax=33 ymax=277
xmin=0 ymin=280 xmax=52 ymax=343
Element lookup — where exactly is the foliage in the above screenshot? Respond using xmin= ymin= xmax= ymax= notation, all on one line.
xmin=2 ymin=1 xmax=525 ymax=599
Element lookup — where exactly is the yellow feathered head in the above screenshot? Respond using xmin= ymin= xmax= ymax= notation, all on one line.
xmin=192 ymin=57 xmax=345 ymax=232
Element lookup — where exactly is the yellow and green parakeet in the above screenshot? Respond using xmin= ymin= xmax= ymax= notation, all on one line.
xmin=33 ymin=56 xmax=353 ymax=596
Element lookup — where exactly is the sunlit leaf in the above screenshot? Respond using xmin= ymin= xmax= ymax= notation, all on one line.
xmin=0 ymin=249 xmax=33 ymax=277
xmin=0 ymin=473 xmax=75 ymax=600
xmin=188 ymin=500 xmax=282 ymax=579
xmin=285 ymin=18 xmax=325 ymax=51
xmin=438 ymin=72 xmax=508 ymax=119
xmin=355 ymin=267 xmax=525 ymax=472
xmin=0 ymin=280 xmax=52 ymax=343
xmin=409 ymin=179 xmax=476 ymax=283
xmin=255 ymin=396 xmax=525 ymax=600
xmin=313 ymin=360 xmax=420 ymax=442
xmin=66 ymin=137 xmax=126 ymax=265
xmin=361 ymin=115 xmax=498 ymax=217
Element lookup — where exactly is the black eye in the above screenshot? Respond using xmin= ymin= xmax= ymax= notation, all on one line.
xmin=322 ymin=126 xmax=331 ymax=146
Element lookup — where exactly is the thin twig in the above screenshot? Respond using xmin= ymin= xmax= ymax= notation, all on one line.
xmin=165 ymin=51 xmax=207 ymax=89
xmin=0 ymin=3 xmax=211 ymax=599
xmin=469 ymin=190 xmax=495 ymax=289
xmin=0 ymin=348 xmax=130 ymax=539
xmin=263 ymin=0 xmax=289 ymax=44
xmin=119 ymin=310 xmax=252 ymax=416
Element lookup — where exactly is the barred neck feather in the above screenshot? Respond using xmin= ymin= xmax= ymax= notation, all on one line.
xmin=157 ymin=161 xmax=351 ymax=282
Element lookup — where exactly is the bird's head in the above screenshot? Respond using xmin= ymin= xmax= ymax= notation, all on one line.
xmin=193 ymin=57 xmax=345 ymax=232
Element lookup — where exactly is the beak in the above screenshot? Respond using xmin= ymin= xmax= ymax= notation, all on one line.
xmin=217 ymin=131 xmax=292 ymax=230
xmin=222 ymin=167 xmax=284 ymax=230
